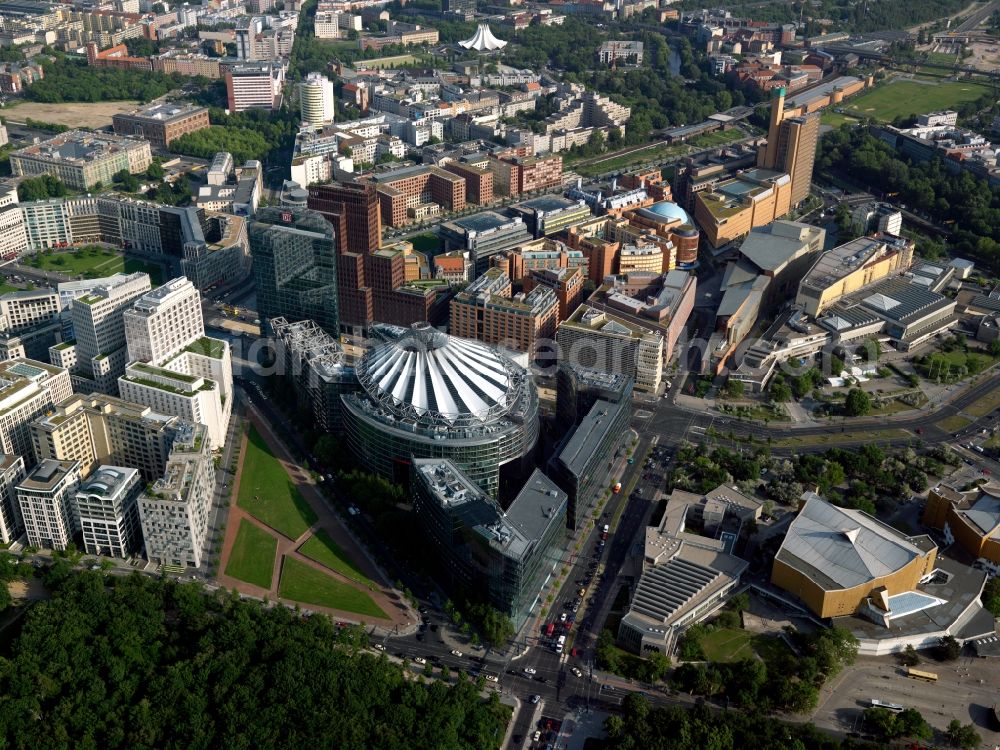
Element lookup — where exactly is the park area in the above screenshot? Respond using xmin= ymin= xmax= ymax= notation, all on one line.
xmin=5 ymin=100 xmax=141 ymax=129
xmin=236 ymin=425 xmax=318 ymax=539
xmin=839 ymin=78 xmax=992 ymax=122
xmin=699 ymin=627 xmax=789 ymax=663
xmin=277 ymin=557 xmax=387 ymax=618
xmin=25 ymin=247 xmax=165 ymax=284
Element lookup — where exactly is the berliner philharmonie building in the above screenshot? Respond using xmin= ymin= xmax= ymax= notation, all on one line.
xmin=341 ymin=323 xmax=539 ymax=496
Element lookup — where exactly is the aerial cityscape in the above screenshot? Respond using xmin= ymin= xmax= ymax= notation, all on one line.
xmin=0 ymin=0 xmax=1000 ymax=746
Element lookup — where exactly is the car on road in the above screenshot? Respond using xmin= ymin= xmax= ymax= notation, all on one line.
xmin=413 ymin=656 xmax=426 ymax=664
xmin=571 ymin=667 xmax=583 ymax=677
xmin=559 ymin=613 xmax=567 ymax=622
xmin=484 ymin=674 xmax=499 ymax=683
xmin=373 ymin=643 xmax=385 ymax=651
xmin=529 ymin=696 xmax=541 ymax=706
xmin=451 ymin=649 xmax=463 ymax=657
xmin=523 ymin=667 xmax=537 ymax=675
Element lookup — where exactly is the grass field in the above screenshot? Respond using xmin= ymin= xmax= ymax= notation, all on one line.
xmin=965 ymin=385 xmax=1000 ymax=417
xmin=0 ymin=283 xmax=21 ymax=295
xmin=354 ymin=53 xmax=420 ymax=70
xmin=224 ymin=520 xmax=277 ymax=588
xmin=299 ymin=530 xmax=375 ymax=588
xmin=841 ymin=79 xmax=992 ymax=122
xmin=237 ymin=425 xmax=318 ymax=539
xmin=821 ymin=111 xmax=861 ymax=128
xmin=278 ymin=557 xmax=388 ymax=618
xmin=26 ymin=249 xmax=164 ymax=285
xmin=700 ymin=628 xmax=790 ymax=663
xmin=923 ymin=51 xmax=961 ymax=66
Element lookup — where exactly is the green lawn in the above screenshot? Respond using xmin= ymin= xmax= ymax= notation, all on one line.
xmin=0 ymin=283 xmax=22 ymax=295
xmin=299 ymin=529 xmax=376 ymax=588
xmin=575 ymin=143 xmax=683 ymax=177
xmin=278 ymin=557 xmax=388 ymax=618
xmin=700 ymin=627 xmax=790 ymax=663
xmin=25 ymin=248 xmax=165 ymax=285
xmin=237 ymin=425 xmax=318 ymax=539
xmin=224 ymin=520 xmax=278 ymax=588
xmin=841 ymin=79 xmax=992 ymax=122
xmin=821 ymin=110 xmax=861 ymax=128
xmin=770 ymin=428 xmax=911 ymax=448
xmin=923 ymin=51 xmax=960 ymax=66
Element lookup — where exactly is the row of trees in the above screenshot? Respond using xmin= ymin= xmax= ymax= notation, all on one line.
xmin=605 ymin=693 xmax=860 ymax=750
xmin=16 ymin=173 xmax=68 ymax=201
xmin=0 ymin=566 xmax=510 ymax=749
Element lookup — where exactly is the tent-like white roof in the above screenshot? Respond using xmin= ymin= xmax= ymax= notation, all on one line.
xmin=459 ymin=24 xmax=507 ymax=51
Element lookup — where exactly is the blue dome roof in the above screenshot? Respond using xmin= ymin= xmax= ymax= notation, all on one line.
xmin=646 ymin=201 xmax=691 ymax=225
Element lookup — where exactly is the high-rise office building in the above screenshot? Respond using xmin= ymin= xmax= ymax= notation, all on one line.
xmin=0 ymin=358 xmax=73 ymax=465
xmin=0 ymin=454 xmax=25 ymax=544
xmin=16 ymin=458 xmax=82 ymax=550
xmin=124 ymin=278 xmax=205 ymax=366
xmin=758 ymin=87 xmax=819 ymax=207
xmin=75 ymin=465 xmax=142 ymax=558
xmin=138 ymin=422 xmax=214 ymax=568
xmin=225 ymin=61 xmax=285 ymax=112
xmin=300 ymin=72 xmax=335 ymax=126
xmin=249 ymin=207 xmax=339 ymax=336
xmin=31 ymin=393 xmax=192 ymax=483
xmin=68 ymin=272 xmax=152 ymax=394
xmin=306 ymin=181 xmax=381 ymax=255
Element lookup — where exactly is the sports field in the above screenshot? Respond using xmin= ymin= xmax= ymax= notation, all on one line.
xmin=841 ymin=79 xmax=991 ymax=122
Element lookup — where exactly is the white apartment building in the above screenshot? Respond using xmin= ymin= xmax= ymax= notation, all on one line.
xmin=300 ymin=72 xmax=335 ymax=126
xmin=75 ymin=464 xmax=141 ymax=557
xmin=16 ymin=458 xmax=82 ymax=550
xmin=0 ymin=454 xmax=26 ymax=544
xmin=0 ymin=358 xmax=73 ymax=464
xmin=124 ymin=278 xmax=205 ymax=366
xmin=118 ymin=361 xmax=228 ymax=447
xmin=138 ymin=422 xmax=214 ymax=567
xmin=67 ymin=272 xmax=152 ymax=394
xmin=0 ymin=290 xmax=60 ymax=333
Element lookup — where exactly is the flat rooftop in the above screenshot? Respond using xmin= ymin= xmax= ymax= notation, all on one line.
xmin=117 ymin=103 xmax=207 ymax=123
xmin=446 ymin=211 xmax=520 ymax=234
xmin=555 ymin=397 xmax=629 ymax=477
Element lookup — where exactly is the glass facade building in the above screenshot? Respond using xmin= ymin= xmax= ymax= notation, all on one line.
xmin=412 ymin=459 xmax=566 ymax=629
xmin=341 ymin=323 xmax=538 ymax=496
xmin=249 ymin=207 xmax=339 ymax=336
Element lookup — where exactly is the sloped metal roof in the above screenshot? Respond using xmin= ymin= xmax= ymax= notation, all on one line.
xmin=778 ymin=496 xmax=924 ymax=590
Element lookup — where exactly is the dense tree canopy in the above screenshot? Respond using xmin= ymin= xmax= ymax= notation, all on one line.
xmin=819 ymin=127 xmax=1000 ymax=271
xmin=16 ymin=174 xmax=68 ymax=201
xmin=605 ymin=693 xmax=875 ymax=750
xmin=26 ymin=59 xmax=182 ymax=103
xmin=170 ymin=125 xmax=271 ymax=165
xmin=0 ymin=567 xmax=508 ymax=749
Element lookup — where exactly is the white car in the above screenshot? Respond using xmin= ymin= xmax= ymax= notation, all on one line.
xmin=529 ymin=696 xmax=541 ymax=706
xmin=571 ymin=667 xmax=583 ymax=678
xmin=523 ymin=667 xmax=537 ymax=676
xmin=413 ymin=656 xmax=426 ymax=665
xmin=451 ymin=649 xmax=463 ymax=657
xmin=484 ymin=674 xmax=499 ymax=683
xmin=373 ymin=643 xmax=385 ymax=651
xmin=559 ymin=613 xmax=567 ymax=623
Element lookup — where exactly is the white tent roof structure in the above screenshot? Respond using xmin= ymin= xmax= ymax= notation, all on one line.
xmin=459 ymin=24 xmax=507 ymax=51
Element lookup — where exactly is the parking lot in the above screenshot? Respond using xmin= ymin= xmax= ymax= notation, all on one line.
xmin=812 ymin=656 xmax=1000 ymax=743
